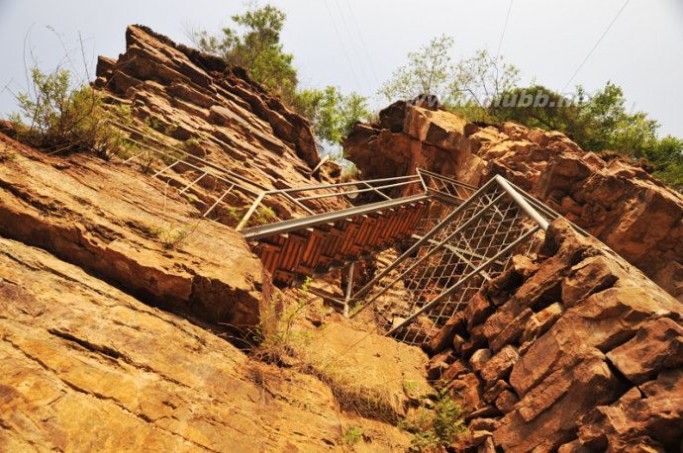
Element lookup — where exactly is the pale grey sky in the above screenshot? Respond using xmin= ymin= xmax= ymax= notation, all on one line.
xmin=1 ymin=0 xmax=681 ymax=136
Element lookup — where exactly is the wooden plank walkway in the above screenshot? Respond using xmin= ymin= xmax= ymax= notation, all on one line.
xmin=243 ymin=197 xmax=432 ymax=285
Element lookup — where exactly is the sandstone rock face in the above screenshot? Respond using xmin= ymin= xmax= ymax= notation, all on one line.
xmin=345 ymin=102 xmax=683 ymax=301
xmin=0 ymin=237 xmax=411 ymax=451
xmin=425 ymin=219 xmax=683 ymax=452
xmin=95 ymin=26 xmax=346 ymax=218
xmin=0 ymin=25 xmax=429 ymax=451
xmin=0 ymin=134 xmax=266 ymax=329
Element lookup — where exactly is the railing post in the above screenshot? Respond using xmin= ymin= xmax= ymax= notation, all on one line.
xmin=344 ymin=262 xmax=355 ymax=317
xmin=236 ymin=192 xmax=266 ymax=232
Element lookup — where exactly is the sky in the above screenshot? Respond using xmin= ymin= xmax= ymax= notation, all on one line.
xmin=0 ymin=0 xmax=681 ymax=137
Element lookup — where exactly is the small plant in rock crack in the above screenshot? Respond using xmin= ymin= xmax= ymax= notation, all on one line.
xmin=400 ymin=388 xmax=467 ymax=451
xmin=252 ymin=205 xmax=277 ymax=225
xmin=8 ymin=67 xmax=132 ymax=159
xmin=221 ymin=206 xmax=245 ymax=226
xmin=254 ymin=276 xmax=314 ymax=363
xmin=143 ymin=116 xmax=177 ymax=137
xmin=0 ymin=150 xmax=17 ymax=163
xmin=402 ymin=379 xmax=422 ymax=400
xmin=342 ymin=426 xmax=363 ymax=446
xmin=183 ymin=137 xmax=202 ymax=151
xmin=150 ymin=219 xmax=202 ymax=250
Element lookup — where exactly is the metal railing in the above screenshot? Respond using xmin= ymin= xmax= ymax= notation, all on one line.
xmin=349 ymin=175 xmax=571 ymax=345
xmin=418 ymin=168 xmax=477 ymax=202
xmin=235 ymin=174 xmax=425 ymax=231
xmin=112 ymin=123 xmax=582 ymax=344
xmin=114 ymin=122 xmax=431 ymax=230
xmin=237 ymin=169 xmax=478 ymax=232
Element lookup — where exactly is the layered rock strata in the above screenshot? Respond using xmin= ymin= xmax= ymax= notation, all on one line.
xmin=425 ymin=219 xmax=683 ymax=452
xmin=345 ymin=102 xmax=683 ymax=301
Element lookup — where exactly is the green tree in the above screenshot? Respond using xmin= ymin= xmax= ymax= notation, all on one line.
xmin=192 ymin=4 xmax=298 ymax=104
xmin=644 ymin=136 xmax=683 ymax=190
xmin=378 ymin=35 xmax=455 ymax=102
xmin=451 ymin=49 xmax=519 ymax=106
xmin=449 ymin=48 xmax=520 ymax=121
xmin=378 ymin=36 xmax=520 ymax=122
xmin=294 ymin=86 xmax=370 ymax=146
xmin=491 ymin=85 xmax=579 ymax=130
xmin=192 ymin=3 xmax=369 ymax=147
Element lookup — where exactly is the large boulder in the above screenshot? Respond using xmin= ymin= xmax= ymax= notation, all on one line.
xmin=0 ymin=134 xmax=267 ymax=329
xmin=0 ymin=236 xmax=411 ymax=451
xmin=427 ymin=219 xmax=683 ymax=452
xmin=344 ymin=102 xmax=683 ymax=301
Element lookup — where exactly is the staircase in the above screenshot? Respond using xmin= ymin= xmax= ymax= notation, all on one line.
xmin=241 ymin=169 xmax=476 ymax=285
xmin=243 ymin=195 xmax=432 ymax=284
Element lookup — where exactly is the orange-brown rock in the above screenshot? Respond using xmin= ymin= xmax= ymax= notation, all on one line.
xmin=479 ymin=345 xmax=519 ymax=387
xmin=0 ymin=236 xmax=411 ymax=451
xmin=427 ymin=219 xmax=683 ymax=452
xmin=447 ymin=372 xmax=484 ymax=413
xmin=576 ymin=370 xmax=683 ymax=451
xmin=94 ymin=25 xmax=347 ymax=220
xmin=424 ymin=310 xmax=467 ymax=355
xmin=494 ymin=353 xmax=622 ymax=452
xmin=605 ymin=317 xmax=683 ymax=385
xmin=0 ymin=134 xmax=267 ymax=329
xmin=345 ymin=101 xmax=683 ymax=301
xmin=519 ymin=302 xmax=563 ymax=344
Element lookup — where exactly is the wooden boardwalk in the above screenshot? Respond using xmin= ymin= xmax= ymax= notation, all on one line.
xmin=243 ymin=196 xmax=431 ymax=285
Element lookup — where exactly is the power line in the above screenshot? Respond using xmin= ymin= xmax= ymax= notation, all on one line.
xmin=342 ymin=0 xmax=382 ymax=88
xmin=563 ymin=0 xmax=632 ymax=91
xmin=332 ymin=0 xmax=373 ymax=90
xmin=322 ymin=0 xmax=364 ymax=90
xmin=496 ymin=0 xmax=514 ymax=61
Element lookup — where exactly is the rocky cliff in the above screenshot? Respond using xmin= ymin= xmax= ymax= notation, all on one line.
xmin=425 ymin=219 xmax=683 ymax=451
xmin=1 ymin=24 xmax=682 ymax=453
xmin=0 ymin=26 xmax=422 ymax=452
xmin=94 ymin=25 xmax=346 ymax=221
xmin=345 ymin=101 xmax=683 ymax=301
xmin=0 ymin=233 xmax=415 ymax=451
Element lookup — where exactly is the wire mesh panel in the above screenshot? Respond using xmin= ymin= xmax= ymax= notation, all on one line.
xmin=352 ymin=176 xmax=557 ymax=346
xmin=412 ymin=170 xmax=477 ymax=235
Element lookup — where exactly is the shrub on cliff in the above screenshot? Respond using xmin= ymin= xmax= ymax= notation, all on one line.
xmin=191 ymin=3 xmax=370 ymax=148
xmin=293 ymin=86 xmax=370 ymax=145
xmin=9 ymin=67 xmax=130 ymax=158
xmin=379 ymin=34 xmax=683 ymax=190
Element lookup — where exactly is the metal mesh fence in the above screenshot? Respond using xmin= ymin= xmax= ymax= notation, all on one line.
xmin=352 ymin=176 xmax=557 ymax=346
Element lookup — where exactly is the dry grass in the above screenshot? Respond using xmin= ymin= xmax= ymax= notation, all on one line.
xmin=252 ymin=282 xmax=433 ymax=425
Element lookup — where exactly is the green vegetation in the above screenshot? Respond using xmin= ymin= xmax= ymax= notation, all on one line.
xmin=150 ymin=221 xmax=200 ymax=250
xmin=342 ymin=426 xmax=363 ymax=446
xmin=293 ymin=86 xmax=370 ymax=145
xmin=400 ymin=389 xmax=467 ymax=451
xmin=192 ymin=4 xmax=298 ymax=105
xmin=492 ymin=82 xmax=683 ymax=189
xmin=9 ymin=67 xmax=131 ymax=158
xmin=0 ymin=150 xmax=16 ymax=163
xmin=191 ymin=3 xmax=370 ymax=147
xmin=183 ymin=137 xmax=202 ymax=151
xmin=252 ymin=205 xmax=277 ymax=225
xmin=255 ymin=276 xmax=314 ymax=361
xmin=379 ymin=35 xmax=520 ymax=122
xmin=381 ymin=35 xmax=683 ymax=190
